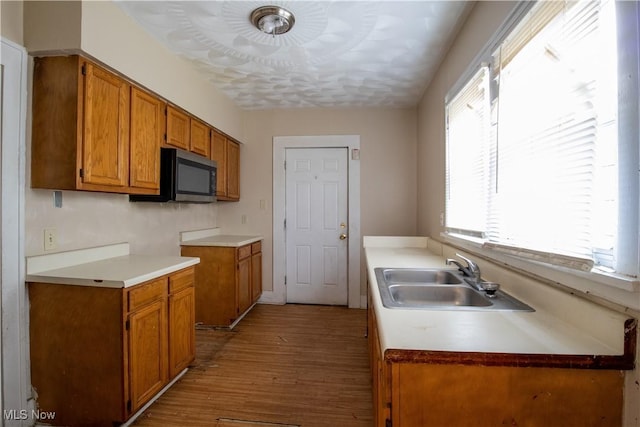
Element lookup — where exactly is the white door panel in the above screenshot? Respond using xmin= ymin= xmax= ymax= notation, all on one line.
xmin=285 ymin=148 xmax=348 ymax=305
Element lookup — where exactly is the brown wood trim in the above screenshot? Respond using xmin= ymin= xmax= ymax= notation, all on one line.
xmin=384 ymin=317 xmax=637 ymax=370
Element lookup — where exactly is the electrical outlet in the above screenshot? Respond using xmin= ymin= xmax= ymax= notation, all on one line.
xmin=44 ymin=228 xmax=57 ymax=251
xmin=241 ymin=214 xmax=247 ymax=224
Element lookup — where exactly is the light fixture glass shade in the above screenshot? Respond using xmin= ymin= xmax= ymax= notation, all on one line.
xmin=250 ymin=6 xmax=295 ymax=35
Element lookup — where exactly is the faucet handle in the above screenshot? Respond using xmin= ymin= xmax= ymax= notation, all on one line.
xmin=455 ymin=253 xmax=477 ymax=269
xmin=454 ymin=253 xmax=482 ymax=282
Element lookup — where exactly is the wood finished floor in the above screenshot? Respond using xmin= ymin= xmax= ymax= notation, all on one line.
xmin=132 ymin=304 xmax=373 ymax=427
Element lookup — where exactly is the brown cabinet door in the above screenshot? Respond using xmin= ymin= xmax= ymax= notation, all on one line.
xmin=251 ymin=251 xmax=262 ymax=303
xmin=130 ymin=87 xmax=163 ymax=192
xmin=227 ymin=140 xmax=240 ymax=200
xmin=237 ymin=256 xmax=252 ymax=315
xmin=166 ymin=106 xmax=189 ymax=150
xmin=211 ymin=130 xmax=228 ymax=197
xmin=369 ymin=305 xmax=391 ymax=427
xmin=190 ymin=119 xmax=210 ymax=157
xmin=168 ymin=286 xmax=195 ymax=378
xmin=82 ymin=62 xmax=130 ymax=188
xmin=128 ymin=297 xmax=168 ymax=413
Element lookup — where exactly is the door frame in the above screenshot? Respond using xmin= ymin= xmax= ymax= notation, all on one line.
xmin=1 ymin=38 xmax=33 ymax=423
xmin=271 ymin=135 xmax=361 ymax=308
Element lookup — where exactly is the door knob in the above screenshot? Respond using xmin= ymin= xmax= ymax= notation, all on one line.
xmin=339 ymin=233 xmax=348 ymax=240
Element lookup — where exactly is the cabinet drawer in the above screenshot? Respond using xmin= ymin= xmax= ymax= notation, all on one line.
xmin=128 ymin=278 xmax=167 ymax=311
xmin=251 ymin=241 xmax=262 ymax=254
xmin=169 ymin=267 xmax=194 ymax=293
xmin=237 ymin=245 xmax=251 ymax=260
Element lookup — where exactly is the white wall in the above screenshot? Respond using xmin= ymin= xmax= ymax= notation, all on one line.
xmin=220 ymin=107 xmax=418 ymax=296
xmin=1 ymin=0 xmax=24 ymax=45
xmin=25 ymin=191 xmax=218 ymax=256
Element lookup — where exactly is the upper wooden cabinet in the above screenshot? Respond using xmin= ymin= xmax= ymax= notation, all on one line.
xmin=32 ymin=55 xmax=242 ymax=198
xmin=82 ymin=62 xmax=130 ymax=188
xmin=227 ymin=139 xmax=240 ymax=200
xmin=211 ymin=130 xmax=240 ymax=201
xmin=130 ymin=87 xmax=164 ymax=191
xmin=31 ymin=55 xmax=160 ymax=195
xmin=166 ymin=106 xmax=190 ymax=150
xmin=166 ymin=106 xmax=211 ymax=158
xmin=190 ymin=118 xmax=211 ymax=157
xmin=211 ymin=130 xmax=228 ymax=197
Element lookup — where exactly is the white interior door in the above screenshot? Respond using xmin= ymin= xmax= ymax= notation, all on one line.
xmin=285 ymin=147 xmax=349 ymax=305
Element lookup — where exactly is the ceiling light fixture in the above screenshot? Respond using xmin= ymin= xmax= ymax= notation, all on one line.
xmin=250 ymin=5 xmax=295 ymax=36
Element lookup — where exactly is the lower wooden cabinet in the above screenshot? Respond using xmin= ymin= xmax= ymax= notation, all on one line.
xmin=237 ymin=251 xmax=252 ymax=316
xmin=181 ymin=241 xmax=262 ymax=327
xmin=168 ymin=268 xmax=196 ymax=378
xmin=28 ymin=267 xmax=195 ymax=426
xmin=128 ymin=281 xmax=168 ymax=412
xmin=251 ymin=242 xmax=263 ymax=303
xmin=367 ymin=300 xmax=624 ymax=427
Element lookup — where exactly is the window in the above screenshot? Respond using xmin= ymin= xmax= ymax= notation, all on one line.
xmin=445 ymin=0 xmax=639 ymax=279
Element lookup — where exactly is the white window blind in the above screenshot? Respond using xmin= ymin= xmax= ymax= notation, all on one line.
xmin=445 ymin=66 xmax=490 ymax=236
xmin=490 ymin=0 xmax=617 ymax=263
xmin=445 ymin=0 xmax=634 ymax=276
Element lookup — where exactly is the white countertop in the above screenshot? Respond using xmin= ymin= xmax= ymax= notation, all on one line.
xmin=364 ymin=237 xmax=629 ymax=358
xmin=180 ymin=227 xmax=263 ymax=247
xmin=26 ymin=243 xmax=200 ymax=288
xmin=180 ymin=235 xmax=263 ymax=247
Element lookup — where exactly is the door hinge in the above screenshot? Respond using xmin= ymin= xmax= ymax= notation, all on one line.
xmin=81 ymin=64 xmax=86 ymax=76
xmin=385 ymin=419 xmax=392 ymax=427
xmin=79 ymin=169 xmax=84 ymax=179
xmin=125 ymin=319 xmax=130 ymax=331
xmin=284 ymin=218 xmax=286 ymax=229
xmin=126 ymin=400 xmax=132 ymax=413
xmin=284 ymin=275 xmax=287 ymax=285
xmin=164 ymin=133 xmax=167 ymax=142
xmin=284 ymin=160 xmax=286 ymax=170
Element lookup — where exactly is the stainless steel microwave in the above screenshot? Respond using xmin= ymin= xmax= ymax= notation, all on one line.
xmin=130 ymin=147 xmax=217 ymax=203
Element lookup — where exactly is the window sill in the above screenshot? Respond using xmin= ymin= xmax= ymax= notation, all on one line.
xmin=440 ymin=232 xmax=640 ymax=311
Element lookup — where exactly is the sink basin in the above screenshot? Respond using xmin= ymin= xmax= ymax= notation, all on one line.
xmin=388 ymin=284 xmax=491 ymax=307
xmin=380 ymin=268 xmax=462 ymax=284
xmin=374 ymin=267 xmax=534 ymax=312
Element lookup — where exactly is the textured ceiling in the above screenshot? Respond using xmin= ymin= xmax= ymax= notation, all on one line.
xmin=116 ymin=1 xmax=471 ymax=110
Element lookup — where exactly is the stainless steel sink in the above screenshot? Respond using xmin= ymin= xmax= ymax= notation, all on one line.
xmin=374 ymin=268 xmax=534 ymax=312
xmin=388 ymin=284 xmax=492 ymax=307
xmin=381 ymin=268 xmax=462 ymax=284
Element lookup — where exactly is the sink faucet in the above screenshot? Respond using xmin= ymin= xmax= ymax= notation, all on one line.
xmin=446 ymin=253 xmax=482 ymax=290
